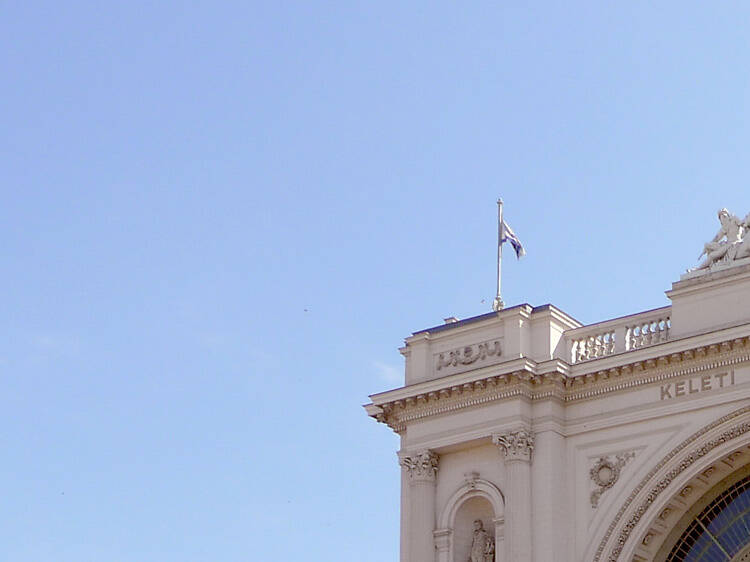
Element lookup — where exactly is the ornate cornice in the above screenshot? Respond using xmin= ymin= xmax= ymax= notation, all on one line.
xmin=493 ymin=428 xmax=535 ymax=463
xmin=370 ymin=335 xmax=750 ymax=433
xmin=375 ymin=370 xmax=565 ymax=433
xmin=399 ymin=450 xmax=439 ymax=482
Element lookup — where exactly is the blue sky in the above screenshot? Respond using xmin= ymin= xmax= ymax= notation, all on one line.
xmin=2 ymin=2 xmax=750 ymax=560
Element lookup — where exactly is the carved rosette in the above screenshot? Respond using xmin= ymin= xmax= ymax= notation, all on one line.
xmin=399 ymin=450 xmax=439 ymax=481
xmin=493 ymin=429 xmax=535 ymax=463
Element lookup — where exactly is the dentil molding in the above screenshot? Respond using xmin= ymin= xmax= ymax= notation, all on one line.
xmin=371 ymin=335 xmax=750 ymax=433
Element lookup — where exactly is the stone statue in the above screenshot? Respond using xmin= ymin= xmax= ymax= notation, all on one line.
xmin=468 ymin=519 xmax=495 ymax=562
xmin=695 ymin=208 xmax=750 ymax=270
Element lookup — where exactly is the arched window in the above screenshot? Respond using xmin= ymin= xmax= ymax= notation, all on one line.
xmin=666 ymin=474 xmax=750 ymax=561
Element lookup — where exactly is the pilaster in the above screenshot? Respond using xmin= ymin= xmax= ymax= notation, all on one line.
xmin=400 ymin=450 xmax=439 ymax=562
xmin=493 ymin=429 xmax=534 ymax=562
xmin=531 ymin=428 xmax=567 ymax=562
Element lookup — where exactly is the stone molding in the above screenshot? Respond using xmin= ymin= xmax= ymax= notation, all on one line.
xmin=433 ymin=528 xmax=452 ymax=553
xmin=592 ymin=404 xmax=750 ymax=562
xmin=438 ymin=474 xmax=505 ymax=530
xmin=493 ymin=428 xmax=535 ymax=463
xmin=436 ymin=475 xmax=506 ymax=562
xmin=634 ymin=450 xmax=750 ymax=560
xmin=371 ymin=335 xmax=750 ymax=433
xmin=399 ymin=450 xmax=439 ymax=482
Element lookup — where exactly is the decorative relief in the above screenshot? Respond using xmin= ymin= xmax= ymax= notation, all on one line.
xmin=493 ymin=429 xmax=535 ymax=462
xmin=436 ymin=340 xmax=501 ymax=371
xmin=399 ymin=450 xmax=439 ymax=481
xmin=592 ymin=404 xmax=750 ymax=562
xmin=658 ymin=507 xmax=672 ymax=521
xmin=464 ymin=471 xmax=480 ymax=489
xmin=590 ymin=451 xmax=636 ymax=508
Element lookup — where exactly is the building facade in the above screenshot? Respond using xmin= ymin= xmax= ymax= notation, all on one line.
xmin=366 ymin=215 xmax=750 ymax=561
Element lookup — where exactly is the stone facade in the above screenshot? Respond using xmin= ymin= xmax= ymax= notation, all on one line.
xmin=366 ymin=254 xmax=750 ymax=561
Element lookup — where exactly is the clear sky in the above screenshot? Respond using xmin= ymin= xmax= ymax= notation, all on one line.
xmin=2 ymin=2 xmax=750 ymax=560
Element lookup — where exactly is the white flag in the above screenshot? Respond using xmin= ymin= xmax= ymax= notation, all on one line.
xmin=501 ymin=220 xmax=526 ymax=258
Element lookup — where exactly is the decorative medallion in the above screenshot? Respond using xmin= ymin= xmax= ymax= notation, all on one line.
xmin=590 ymin=452 xmax=636 ymax=508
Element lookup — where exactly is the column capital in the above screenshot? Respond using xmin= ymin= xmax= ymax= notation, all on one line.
xmin=399 ymin=450 xmax=439 ymax=482
xmin=493 ymin=428 xmax=535 ymax=463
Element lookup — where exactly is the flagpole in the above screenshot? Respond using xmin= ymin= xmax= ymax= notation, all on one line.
xmin=493 ymin=198 xmax=504 ymax=311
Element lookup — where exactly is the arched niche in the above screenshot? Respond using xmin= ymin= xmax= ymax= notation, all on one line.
xmin=453 ymin=496 xmax=495 ymax=562
xmin=434 ymin=475 xmax=505 ymax=562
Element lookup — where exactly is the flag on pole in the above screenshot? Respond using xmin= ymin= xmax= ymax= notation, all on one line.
xmin=500 ymin=220 xmax=526 ymax=258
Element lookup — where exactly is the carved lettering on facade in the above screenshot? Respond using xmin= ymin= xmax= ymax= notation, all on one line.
xmin=436 ymin=340 xmax=502 ymax=371
xmin=659 ymin=371 xmax=735 ymax=400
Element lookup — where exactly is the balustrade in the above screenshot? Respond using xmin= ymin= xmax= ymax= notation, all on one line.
xmin=566 ymin=307 xmax=671 ymax=364
xmin=571 ymin=330 xmax=615 ymax=362
xmin=626 ymin=316 xmax=670 ymax=350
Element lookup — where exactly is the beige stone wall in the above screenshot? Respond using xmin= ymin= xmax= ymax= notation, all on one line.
xmin=367 ymin=265 xmax=750 ymax=561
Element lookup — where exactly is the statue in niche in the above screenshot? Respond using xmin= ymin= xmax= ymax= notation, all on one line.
xmin=468 ymin=519 xmax=495 ymax=562
xmin=695 ymin=208 xmax=750 ymax=270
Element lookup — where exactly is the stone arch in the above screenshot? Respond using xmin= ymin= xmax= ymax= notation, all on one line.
xmin=434 ymin=475 xmax=505 ymax=562
xmin=655 ymin=464 xmax=750 ymax=560
xmin=591 ymin=404 xmax=750 ymax=562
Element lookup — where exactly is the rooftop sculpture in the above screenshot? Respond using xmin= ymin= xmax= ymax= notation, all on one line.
xmin=694 ymin=208 xmax=750 ymax=271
